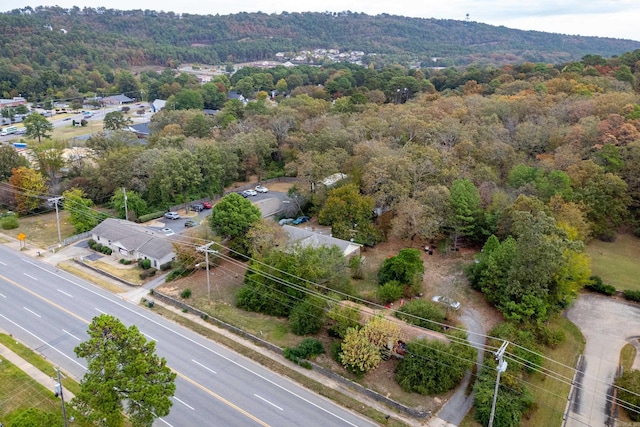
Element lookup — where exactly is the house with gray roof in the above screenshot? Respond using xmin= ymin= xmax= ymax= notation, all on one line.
xmin=103 ymin=93 xmax=135 ymax=105
xmin=281 ymin=224 xmax=361 ymax=258
xmin=91 ymin=218 xmax=175 ymax=268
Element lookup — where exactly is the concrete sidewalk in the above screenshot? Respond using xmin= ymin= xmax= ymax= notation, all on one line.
xmin=0 ymin=340 xmax=75 ymax=400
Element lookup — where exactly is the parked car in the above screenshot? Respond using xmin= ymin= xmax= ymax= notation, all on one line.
xmin=191 ymin=203 xmax=204 ymax=212
xmin=242 ymin=189 xmax=257 ymax=197
xmin=255 ymin=185 xmax=269 ymax=193
xmin=184 ymin=220 xmax=198 ymax=228
xmin=431 ymin=295 xmax=461 ymax=310
xmin=278 ymin=218 xmax=295 ymax=226
xmin=292 ymin=216 xmax=310 ymax=225
xmin=238 ymin=191 xmax=248 ymax=198
xmin=202 ymin=201 xmax=212 ymax=209
xmin=164 ymin=211 xmax=180 ymax=220
xmin=161 ymin=227 xmax=175 ymax=236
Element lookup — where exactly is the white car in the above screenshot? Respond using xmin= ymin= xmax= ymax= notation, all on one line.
xmin=243 ymin=189 xmax=257 ymax=196
xmin=255 ymin=185 xmax=269 ymax=193
xmin=161 ymin=228 xmax=175 ymax=236
xmin=164 ymin=211 xmax=180 ymax=220
xmin=431 ymin=295 xmax=461 ymax=310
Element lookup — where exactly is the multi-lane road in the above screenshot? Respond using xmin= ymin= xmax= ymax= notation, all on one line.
xmin=0 ymin=245 xmax=376 ymax=427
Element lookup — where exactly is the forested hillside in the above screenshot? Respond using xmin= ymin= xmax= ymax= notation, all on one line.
xmin=1 ymin=6 xmax=639 ymax=72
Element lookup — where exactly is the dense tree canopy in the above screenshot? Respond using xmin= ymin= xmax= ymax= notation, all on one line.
xmin=74 ymin=315 xmax=176 ymax=427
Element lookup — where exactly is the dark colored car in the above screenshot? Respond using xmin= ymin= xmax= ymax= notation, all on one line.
xmin=202 ymin=201 xmax=212 ymax=209
xmin=184 ymin=220 xmax=198 ymax=228
xmin=191 ymin=203 xmax=204 ymax=212
xmin=238 ymin=192 xmax=248 ymax=198
xmin=292 ymin=216 xmax=310 ymax=225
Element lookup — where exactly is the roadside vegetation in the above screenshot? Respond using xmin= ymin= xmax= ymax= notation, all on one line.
xmin=2 ymin=35 xmax=640 ymax=426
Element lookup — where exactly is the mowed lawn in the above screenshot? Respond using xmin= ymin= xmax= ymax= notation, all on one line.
xmin=587 ymin=233 xmax=640 ymax=292
xmin=0 ymin=359 xmax=64 ymax=425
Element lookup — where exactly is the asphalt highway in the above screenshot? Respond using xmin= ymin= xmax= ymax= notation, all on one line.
xmin=0 ymin=245 xmax=376 ymax=427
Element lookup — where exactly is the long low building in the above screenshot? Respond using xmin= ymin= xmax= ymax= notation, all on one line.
xmin=91 ymin=218 xmax=175 ymax=268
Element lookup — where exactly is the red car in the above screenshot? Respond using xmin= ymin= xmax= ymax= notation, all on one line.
xmin=202 ymin=201 xmax=212 ymax=209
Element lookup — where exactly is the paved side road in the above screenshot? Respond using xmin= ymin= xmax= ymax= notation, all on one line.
xmin=565 ymin=294 xmax=640 ymax=427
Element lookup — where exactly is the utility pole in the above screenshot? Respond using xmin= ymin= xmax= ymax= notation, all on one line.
xmin=54 ymin=367 xmax=69 ymax=427
xmin=196 ymin=242 xmax=218 ymax=301
xmin=122 ymin=187 xmax=128 ymax=221
xmin=488 ymin=340 xmax=509 ymax=427
xmin=48 ymin=196 xmax=63 ymax=246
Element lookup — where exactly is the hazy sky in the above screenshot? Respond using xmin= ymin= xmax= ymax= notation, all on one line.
xmin=4 ymin=0 xmax=640 ymax=42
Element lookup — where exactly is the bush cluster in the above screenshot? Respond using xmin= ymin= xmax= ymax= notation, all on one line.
xmin=0 ymin=215 xmax=18 ymax=229
xmin=138 ymin=258 xmax=152 ymax=269
xmin=159 ymin=261 xmax=173 ymax=271
xmin=284 ymin=338 xmax=324 ymax=368
xmin=395 ymin=299 xmax=446 ymax=332
xmin=136 ymin=211 xmax=166 ymax=223
xmin=585 ymin=276 xmax=616 ymax=296
xmin=378 ymin=281 xmax=403 ymax=304
xmin=139 ymin=269 xmax=156 ymax=279
xmin=165 ymin=266 xmax=191 ymax=282
xmin=87 ymin=238 xmax=112 ymax=255
xmin=180 ymin=288 xmax=192 ymax=299
xmin=119 ymin=258 xmax=133 ymax=265
xmin=624 ymin=290 xmax=640 ymax=302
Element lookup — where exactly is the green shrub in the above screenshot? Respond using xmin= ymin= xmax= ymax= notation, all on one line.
xmin=0 ymin=215 xmax=19 ymax=229
xmin=378 ymin=280 xmax=403 ymax=304
xmin=139 ymin=268 xmax=157 ymax=279
xmin=165 ymin=266 xmax=191 ymax=282
xmin=88 ymin=238 xmax=96 ymax=247
xmin=94 ymin=243 xmax=103 ymax=252
xmin=330 ymin=340 xmax=342 ymax=363
xmin=100 ymin=246 xmax=112 ymax=255
xmin=585 ymin=276 xmax=616 ymax=296
xmin=159 ymin=261 xmax=173 ymax=271
xmin=327 ymin=303 xmax=361 ymax=338
xmin=181 ymin=288 xmax=192 ymax=299
xmin=289 ymin=297 xmax=325 ymax=335
xmin=137 ymin=210 xmax=166 ymax=223
xmin=284 ymin=338 xmax=324 ymax=365
xmin=298 ymin=360 xmax=312 ymax=369
xmin=138 ymin=258 xmax=151 ymax=269
xmin=396 ymin=299 xmax=446 ymax=332
xmin=624 ymin=290 xmax=640 ymax=302
xmin=537 ymin=325 xmax=566 ymax=348
xmin=119 ymin=258 xmax=133 ymax=265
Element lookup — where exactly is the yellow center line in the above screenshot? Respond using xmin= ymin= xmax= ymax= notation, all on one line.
xmin=1 ymin=273 xmax=271 ymax=427
xmin=174 ymin=370 xmax=271 ymax=427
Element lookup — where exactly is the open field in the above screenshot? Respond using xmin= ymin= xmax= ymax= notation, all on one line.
xmin=0 ymin=358 xmax=64 ymax=425
xmin=0 ymin=334 xmax=91 ymax=426
xmin=11 ymin=210 xmax=76 ymax=249
xmin=587 ymin=233 xmax=640 ymax=291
